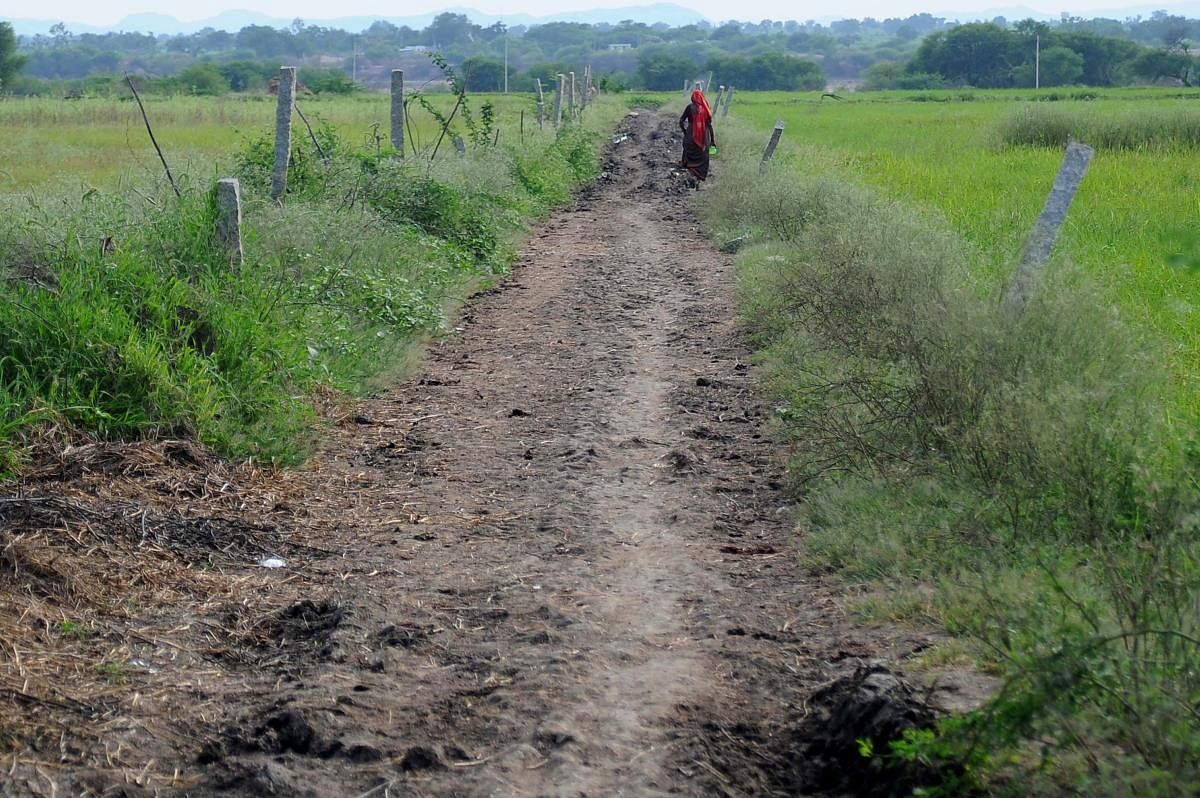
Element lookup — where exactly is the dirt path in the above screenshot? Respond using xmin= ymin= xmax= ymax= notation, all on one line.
xmin=2 ymin=110 xmax=943 ymax=797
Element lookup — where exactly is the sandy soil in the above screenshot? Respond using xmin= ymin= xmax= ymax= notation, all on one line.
xmin=0 ymin=110 xmax=959 ymax=797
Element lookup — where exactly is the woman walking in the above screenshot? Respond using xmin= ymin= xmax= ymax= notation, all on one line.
xmin=679 ymin=88 xmax=715 ymax=183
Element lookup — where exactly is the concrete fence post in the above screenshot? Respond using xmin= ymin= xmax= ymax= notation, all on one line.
xmin=722 ymin=86 xmax=735 ymax=117
xmin=535 ymin=78 xmax=545 ymax=128
xmin=453 ymin=135 xmax=466 ymax=157
xmin=270 ymin=66 xmax=297 ymax=201
xmin=215 ymin=177 xmax=243 ymax=268
xmin=554 ymin=73 xmax=565 ymax=126
xmin=714 ymin=85 xmax=725 ymax=110
xmin=760 ymin=121 xmax=785 ymax=171
xmin=568 ymin=71 xmax=576 ymax=118
xmin=1003 ymin=140 xmax=1095 ymax=316
xmin=704 ymin=71 xmax=713 ymax=93
xmin=390 ymin=69 xmax=405 ymax=157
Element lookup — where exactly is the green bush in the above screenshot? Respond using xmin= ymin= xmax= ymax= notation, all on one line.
xmin=301 ymin=66 xmax=360 ymax=95
xmin=366 ymin=167 xmax=499 ymax=263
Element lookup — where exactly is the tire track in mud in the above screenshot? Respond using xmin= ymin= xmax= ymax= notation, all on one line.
xmin=117 ymin=111 xmax=937 ymax=797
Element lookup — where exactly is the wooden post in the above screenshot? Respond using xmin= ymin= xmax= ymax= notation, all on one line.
xmin=520 ymin=109 xmax=525 ymax=137
xmin=390 ymin=69 xmax=405 ymax=157
xmin=760 ymin=121 xmax=784 ymax=171
xmin=554 ymin=73 xmax=565 ymax=126
xmin=1003 ymin=140 xmax=1095 ymax=315
xmin=215 ymin=177 xmax=243 ymax=268
xmin=722 ymin=86 xmax=735 ymax=117
xmin=270 ymin=66 xmax=296 ymax=201
xmin=535 ymin=78 xmax=545 ymax=128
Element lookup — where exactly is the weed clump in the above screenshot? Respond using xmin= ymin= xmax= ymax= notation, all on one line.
xmin=703 ymin=121 xmax=1200 ymax=793
xmin=998 ymin=103 xmax=1200 ymax=150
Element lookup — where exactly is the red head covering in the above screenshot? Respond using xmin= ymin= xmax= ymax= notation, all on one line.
xmin=690 ymin=89 xmax=712 ymax=149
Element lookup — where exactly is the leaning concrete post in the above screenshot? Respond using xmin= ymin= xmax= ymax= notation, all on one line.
xmin=270 ymin=66 xmax=297 ymax=201
xmin=535 ymin=78 xmax=545 ymax=128
xmin=215 ymin=177 xmax=243 ymax=268
xmin=1003 ymin=140 xmax=1095 ymax=316
xmin=704 ymin=71 xmax=713 ymax=92
xmin=390 ymin=69 xmax=405 ymax=157
xmin=722 ymin=86 xmax=734 ymax=117
xmin=568 ymin=71 xmax=576 ymax=118
xmin=554 ymin=73 xmax=565 ymax=126
xmin=760 ymin=120 xmax=784 ymax=171
xmin=714 ymin=85 xmax=725 ymax=110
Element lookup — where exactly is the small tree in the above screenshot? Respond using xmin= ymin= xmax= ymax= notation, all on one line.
xmin=1131 ymin=48 xmax=1197 ymax=86
xmin=460 ymin=56 xmax=506 ymax=92
xmin=0 ymin=22 xmax=27 ymax=92
xmin=173 ymin=63 xmax=229 ymax=95
xmin=1038 ymin=45 xmax=1085 ymax=86
xmin=636 ymin=48 xmax=697 ymax=90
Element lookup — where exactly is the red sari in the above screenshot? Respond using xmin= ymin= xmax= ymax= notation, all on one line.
xmin=679 ymin=89 xmax=715 ymax=180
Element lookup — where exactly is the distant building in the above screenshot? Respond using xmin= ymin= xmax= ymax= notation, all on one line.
xmin=401 ymin=45 xmax=430 ymax=53
xmin=607 ymin=43 xmax=634 ymax=50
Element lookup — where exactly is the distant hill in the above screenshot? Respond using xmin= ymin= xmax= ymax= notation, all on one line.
xmin=4 ymin=4 xmax=708 ymax=37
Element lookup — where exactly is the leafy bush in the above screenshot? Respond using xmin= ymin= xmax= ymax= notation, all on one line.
xmin=301 ymin=66 xmax=360 ymax=95
xmin=365 ymin=167 xmax=500 ymax=263
xmin=171 ymin=63 xmax=230 ymax=96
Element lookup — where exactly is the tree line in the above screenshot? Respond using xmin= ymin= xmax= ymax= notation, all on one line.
xmin=2 ymin=10 xmax=1200 ymax=96
xmin=868 ymin=16 xmax=1200 ymax=89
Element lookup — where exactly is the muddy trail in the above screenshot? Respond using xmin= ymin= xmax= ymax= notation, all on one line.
xmin=1 ymin=111 xmax=958 ymax=797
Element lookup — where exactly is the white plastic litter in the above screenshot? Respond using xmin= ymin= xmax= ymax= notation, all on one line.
xmin=258 ymin=556 xmax=287 ymax=568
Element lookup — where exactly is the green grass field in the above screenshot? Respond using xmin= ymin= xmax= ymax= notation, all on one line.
xmin=0 ymin=93 xmax=548 ymax=191
xmin=730 ymin=88 xmax=1200 ymax=411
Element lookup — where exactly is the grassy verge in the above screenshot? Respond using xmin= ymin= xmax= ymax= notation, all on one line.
xmin=731 ymin=90 xmax=1200 ymax=416
xmin=700 ymin=119 xmax=1200 ymax=795
xmin=0 ymin=96 xmax=625 ymax=470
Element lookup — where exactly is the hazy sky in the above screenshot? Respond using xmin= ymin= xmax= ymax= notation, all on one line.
xmin=0 ymin=0 xmax=1179 ymax=26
